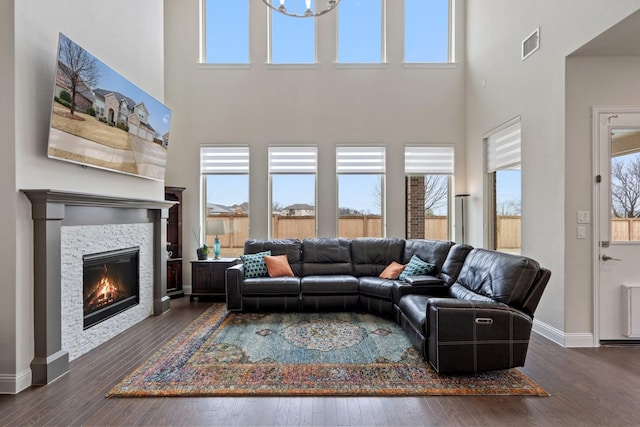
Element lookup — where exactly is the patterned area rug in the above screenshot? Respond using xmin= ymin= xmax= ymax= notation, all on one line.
xmin=107 ymin=304 xmax=548 ymax=397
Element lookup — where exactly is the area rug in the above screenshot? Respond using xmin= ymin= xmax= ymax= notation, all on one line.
xmin=107 ymin=304 xmax=548 ymax=397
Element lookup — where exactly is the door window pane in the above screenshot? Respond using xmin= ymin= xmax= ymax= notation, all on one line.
xmin=610 ymin=129 xmax=640 ymax=241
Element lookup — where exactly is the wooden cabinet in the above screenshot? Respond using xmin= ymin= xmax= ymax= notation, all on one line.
xmin=191 ymin=258 xmax=239 ymax=301
xmin=165 ymin=186 xmax=185 ymax=298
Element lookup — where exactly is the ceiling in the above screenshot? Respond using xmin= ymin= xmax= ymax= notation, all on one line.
xmin=570 ymin=8 xmax=640 ymax=56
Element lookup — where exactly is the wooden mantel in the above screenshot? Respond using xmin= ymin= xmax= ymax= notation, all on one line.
xmin=21 ymin=189 xmax=175 ymax=386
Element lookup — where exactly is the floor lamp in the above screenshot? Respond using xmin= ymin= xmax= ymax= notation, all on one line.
xmin=455 ymin=194 xmax=470 ymax=244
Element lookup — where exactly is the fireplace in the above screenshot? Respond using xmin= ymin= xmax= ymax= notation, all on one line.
xmin=83 ymin=247 xmax=140 ymax=329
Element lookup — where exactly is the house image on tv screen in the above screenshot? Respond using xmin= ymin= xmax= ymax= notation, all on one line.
xmin=48 ymin=32 xmax=172 ymax=181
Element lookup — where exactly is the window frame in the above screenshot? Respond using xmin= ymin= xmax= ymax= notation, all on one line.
xmin=267 ymin=0 xmax=318 ymax=64
xmin=268 ymin=145 xmax=319 ymax=238
xmin=336 ymin=0 xmax=387 ymax=64
xmin=484 ymin=118 xmax=522 ymax=252
xmin=336 ymin=146 xmax=386 ymax=238
xmin=200 ymin=0 xmax=250 ymax=65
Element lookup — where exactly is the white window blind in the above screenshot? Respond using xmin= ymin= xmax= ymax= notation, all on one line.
xmin=336 ymin=146 xmax=386 ymax=174
xmin=487 ymin=122 xmax=521 ymax=172
xmin=269 ymin=146 xmax=317 ymax=174
xmin=201 ymin=146 xmax=249 ymax=174
xmin=404 ymin=146 xmax=454 ymax=175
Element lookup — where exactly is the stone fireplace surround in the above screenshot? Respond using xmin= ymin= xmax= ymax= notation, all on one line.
xmin=22 ymin=190 xmax=175 ymax=386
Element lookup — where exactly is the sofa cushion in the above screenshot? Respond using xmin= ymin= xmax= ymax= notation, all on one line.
xmin=301 ymin=275 xmax=359 ymax=294
xmin=242 ymin=277 xmax=301 ymax=295
xmin=264 ymin=254 xmax=294 ymax=277
xmin=302 ymin=238 xmax=353 ymax=276
xmin=454 ymin=248 xmax=541 ymax=307
xmin=399 ymin=255 xmax=436 ymax=281
xmin=241 ymin=251 xmax=271 ymax=278
xmin=379 ymin=261 xmax=405 ymax=279
xmin=351 ymin=238 xmax=405 ymax=277
xmin=403 ymin=239 xmax=455 ymax=274
xmin=244 ymin=238 xmax=303 ymax=276
xmin=358 ymin=277 xmax=394 ymax=299
xmin=398 ymin=294 xmax=430 ymax=336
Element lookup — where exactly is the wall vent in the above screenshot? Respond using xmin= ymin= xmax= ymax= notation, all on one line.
xmin=522 ymin=27 xmax=540 ymax=60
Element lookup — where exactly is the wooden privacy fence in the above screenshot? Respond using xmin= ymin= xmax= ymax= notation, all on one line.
xmin=611 ymin=218 xmax=640 ymax=241
xmin=206 ymin=214 xmax=523 ymax=256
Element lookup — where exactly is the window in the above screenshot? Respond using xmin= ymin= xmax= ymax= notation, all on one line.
xmin=270 ymin=0 xmax=316 ymax=63
xmin=404 ymin=0 xmax=450 ymax=63
xmin=202 ymin=0 xmax=249 ymax=63
xmin=338 ymin=0 xmax=384 ymax=63
xmin=201 ymin=146 xmax=250 ymax=257
xmin=337 ymin=146 xmax=385 ymax=238
xmin=269 ymin=147 xmax=318 ymax=239
xmin=405 ymin=146 xmax=454 ymax=240
xmin=486 ymin=121 xmax=521 ymax=253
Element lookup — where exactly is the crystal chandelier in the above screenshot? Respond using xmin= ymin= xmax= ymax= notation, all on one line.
xmin=262 ymin=0 xmax=341 ymax=18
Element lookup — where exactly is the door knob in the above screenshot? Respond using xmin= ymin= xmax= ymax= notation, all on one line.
xmin=602 ymin=254 xmax=622 ymax=261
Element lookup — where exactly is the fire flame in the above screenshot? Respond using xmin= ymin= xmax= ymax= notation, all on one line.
xmin=86 ymin=264 xmax=123 ymax=310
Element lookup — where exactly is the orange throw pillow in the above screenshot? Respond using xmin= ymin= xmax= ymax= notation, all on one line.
xmin=379 ymin=261 xmax=405 ymax=279
xmin=264 ymin=254 xmax=295 ymax=277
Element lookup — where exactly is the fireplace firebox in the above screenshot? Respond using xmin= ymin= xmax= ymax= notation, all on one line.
xmin=83 ymin=247 xmax=140 ymax=329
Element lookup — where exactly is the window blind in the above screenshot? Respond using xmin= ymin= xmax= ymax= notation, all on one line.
xmin=486 ymin=122 xmax=521 ymax=172
xmin=200 ymin=146 xmax=249 ymax=174
xmin=336 ymin=146 xmax=386 ymax=174
xmin=269 ymin=146 xmax=317 ymax=174
xmin=404 ymin=146 xmax=454 ymax=175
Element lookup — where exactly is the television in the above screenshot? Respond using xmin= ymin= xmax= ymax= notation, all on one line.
xmin=47 ymin=33 xmax=172 ymax=181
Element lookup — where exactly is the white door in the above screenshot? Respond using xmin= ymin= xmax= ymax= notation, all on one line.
xmin=596 ymin=108 xmax=640 ymax=342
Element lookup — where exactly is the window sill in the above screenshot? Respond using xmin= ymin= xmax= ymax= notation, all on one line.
xmin=402 ymin=62 xmax=458 ymax=69
xmin=333 ymin=63 xmax=390 ymax=70
xmin=265 ymin=63 xmax=321 ymax=70
xmin=197 ymin=63 xmax=252 ymax=70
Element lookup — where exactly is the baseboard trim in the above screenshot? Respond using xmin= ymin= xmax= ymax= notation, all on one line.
xmin=0 ymin=369 xmax=32 ymax=394
xmin=532 ymin=319 xmax=596 ymax=348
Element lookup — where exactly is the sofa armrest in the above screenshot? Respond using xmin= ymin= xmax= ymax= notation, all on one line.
xmin=426 ymin=298 xmax=534 ymax=373
xmin=225 ymin=264 xmax=245 ymax=311
xmin=391 ymin=277 xmax=447 ymax=304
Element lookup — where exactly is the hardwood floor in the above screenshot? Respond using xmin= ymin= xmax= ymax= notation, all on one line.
xmin=1 ymin=298 xmax=640 ymax=426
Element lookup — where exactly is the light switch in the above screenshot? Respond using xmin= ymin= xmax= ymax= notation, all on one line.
xmin=577 ymin=211 xmax=590 ymax=224
xmin=577 ymin=226 xmax=586 ymax=239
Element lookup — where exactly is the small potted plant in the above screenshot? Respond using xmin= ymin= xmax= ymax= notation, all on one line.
xmin=193 ymin=227 xmax=209 ymax=260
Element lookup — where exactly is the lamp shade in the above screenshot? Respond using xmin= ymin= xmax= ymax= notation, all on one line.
xmin=206 ymin=220 xmax=227 ymax=236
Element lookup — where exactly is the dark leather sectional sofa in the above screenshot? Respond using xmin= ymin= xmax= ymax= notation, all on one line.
xmin=226 ymin=237 xmax=550 ymax=374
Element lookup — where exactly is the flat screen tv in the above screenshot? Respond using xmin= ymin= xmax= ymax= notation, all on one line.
xmin=47 ymin=33 xmax=172 ymax=181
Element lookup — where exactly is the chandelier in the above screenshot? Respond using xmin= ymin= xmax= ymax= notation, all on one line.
xmin=261 ymin=0 xmax=341 ymax=18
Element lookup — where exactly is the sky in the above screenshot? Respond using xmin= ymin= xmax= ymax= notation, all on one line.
xmin=58 ymin=33 xmax=172 ymax=138
xmin=203 ymin=1 xmax=520 ymax=213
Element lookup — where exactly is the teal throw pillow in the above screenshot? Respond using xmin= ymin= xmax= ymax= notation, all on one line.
xmin=398 ymin=254 xmax=436 ymax=281
xmin=241 ymin=251 xmax=271 ymax=278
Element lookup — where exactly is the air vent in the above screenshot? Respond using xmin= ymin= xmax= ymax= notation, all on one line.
xmin=522 ymin=27 xmax=540 ymax=60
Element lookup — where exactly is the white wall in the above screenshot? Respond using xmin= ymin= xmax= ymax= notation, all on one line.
xmin=0 ymin=0 xmax=19 ymax=394
xmin=465 ymin=0 xmax=640 ymax=338
xmin=3 ymin=0 xmax=166 ymax=393
xmin=164 ymin=0 xmax=468 ymax=288
xmin=565 ymin=55 xmax=640 ymax=335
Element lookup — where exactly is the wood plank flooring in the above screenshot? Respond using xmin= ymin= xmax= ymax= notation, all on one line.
xmin=1 ymin=297 xmax=640 ymax=426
